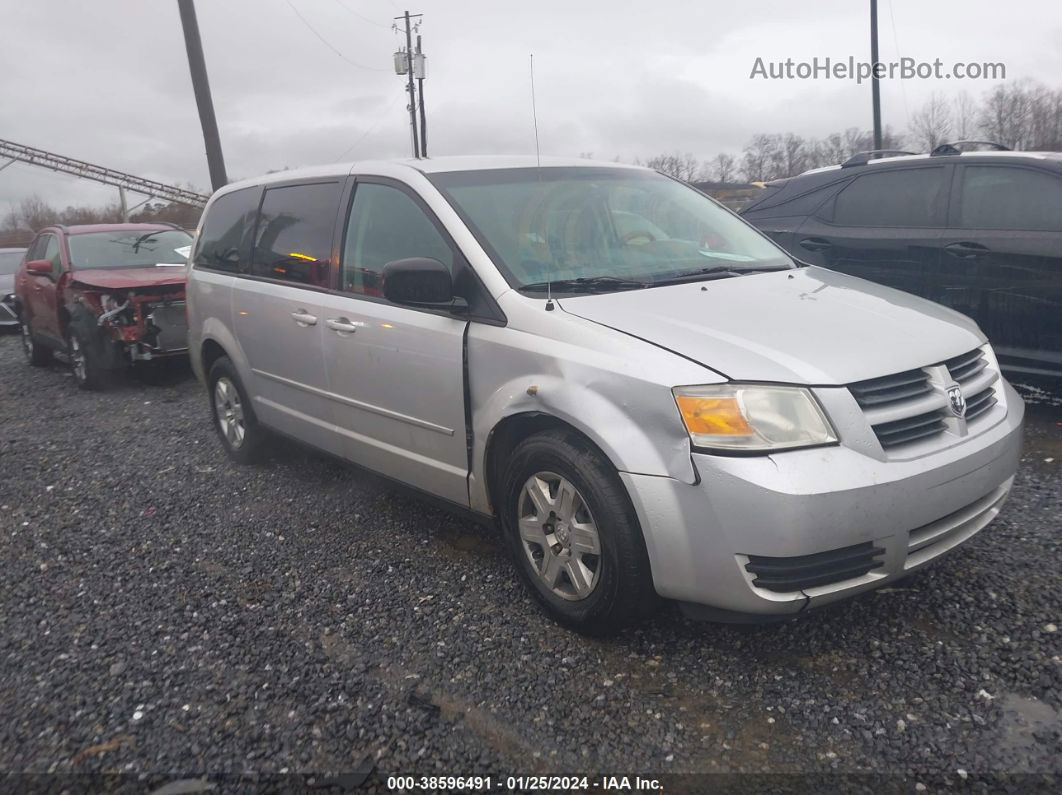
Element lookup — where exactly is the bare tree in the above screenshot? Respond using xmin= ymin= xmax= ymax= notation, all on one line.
xmin=910 ymin=94 xmax=953 ymax=151
xmin=710 ymin=153 xmax=737 ymax=183
xmin=645 ymin=152 xmax=704 ymax=182
xmin=952 ymin=91 xmax=977 ymax=140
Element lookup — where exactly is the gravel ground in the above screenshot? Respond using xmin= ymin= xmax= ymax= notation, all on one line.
xmin=0 ymin=333 xmax=1059 ymax=793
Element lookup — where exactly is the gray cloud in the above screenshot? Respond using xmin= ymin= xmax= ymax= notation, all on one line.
xmin=1 ymin=0 xmax=1057 ymax=208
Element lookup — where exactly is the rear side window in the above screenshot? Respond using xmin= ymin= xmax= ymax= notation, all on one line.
xmin=832 ymin=167 xmax=946 ymax=228
xmin=959 ymin=166 xmax=1062 ymax=232
xmin=251 ymin=182 xmax=341 ymax=287
xmin=340 ymin=183 xmax=453 ymax=296
xmin=194 ymin=186 xmax=260 ymax=273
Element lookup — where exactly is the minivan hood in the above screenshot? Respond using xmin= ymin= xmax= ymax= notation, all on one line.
xmin=69 ymin=267 xmax=187 ymax=290
xmin=559 ymin=267 xmax=985 ymax=385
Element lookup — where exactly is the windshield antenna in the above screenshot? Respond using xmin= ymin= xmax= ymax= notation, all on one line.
xmin=530 ymin=53 xmax=553 ymax=311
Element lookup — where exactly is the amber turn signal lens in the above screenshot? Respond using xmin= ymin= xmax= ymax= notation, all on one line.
xmin=675 ymin=395 xmax=753 ymax=437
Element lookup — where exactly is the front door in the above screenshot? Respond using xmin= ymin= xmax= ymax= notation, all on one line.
xmin=25 ymin=233 xmax=64 ymax=344
xmin=320 ymin=179 xmax=470 ymax=506
xmin=232 ymin=179 xmax=346 ymax=456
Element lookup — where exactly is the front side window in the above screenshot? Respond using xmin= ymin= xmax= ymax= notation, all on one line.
xmin=194 ymin=186 xmax=260 ymax=273
xmin=67 ymin=229 xmax=193 ymax=270
xmin=429 ymin=167 xmax=791 ymax=292
xmin=250 ymin=182 xmax=342 ymax=287
xmin=959 ymin=166 xmax=1062 ymax=232
xmin=832 ymin=167 xmax=947 ymax=228
xmin=43 ymin=235 xmax=62 ymax=277
xmin=341 ymin=183 xmax=453 ymax=296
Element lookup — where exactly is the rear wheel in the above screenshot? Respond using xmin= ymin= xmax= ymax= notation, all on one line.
xmin=20 ymin=319 xmax=52 ymax=366
xmin=500 ymin=429 xmax=658 ymax=634
xmin=208 ymin=356 xmax=267 ymax=464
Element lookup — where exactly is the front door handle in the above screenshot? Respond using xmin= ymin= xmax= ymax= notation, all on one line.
xmin=291 ymin=310 xmax=318 ymax=326
xmin=945 ymin=242 xmax=990 ymax=259
xmin=799 ymin=237 xmax=833 ymax=252
xmin=326 ymin=317 xmax=359 ymax=335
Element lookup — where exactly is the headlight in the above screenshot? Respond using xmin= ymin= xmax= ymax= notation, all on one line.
xmin=673 ymin=384 xmax=837 ymax=453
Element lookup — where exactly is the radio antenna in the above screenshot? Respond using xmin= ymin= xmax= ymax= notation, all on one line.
xmin=530 ymin=53 xmax=541 ymax=169
xmin=530 ymin=52 xmax=553 ymax=311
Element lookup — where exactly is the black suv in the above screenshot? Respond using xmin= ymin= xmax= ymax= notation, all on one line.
xmin=741 ymin=144 xmax=1062 ymax=378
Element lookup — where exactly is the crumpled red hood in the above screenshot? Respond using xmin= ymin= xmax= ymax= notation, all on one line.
xmin=69 ymin=268 xmax=187 ymax=290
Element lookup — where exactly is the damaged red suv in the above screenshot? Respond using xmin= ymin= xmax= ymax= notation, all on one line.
xmin=15 ymin=223 xmax=193 ymax=389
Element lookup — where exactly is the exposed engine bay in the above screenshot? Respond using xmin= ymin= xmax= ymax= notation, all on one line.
xmin=72 ymin=282 xmax=188 ymax=362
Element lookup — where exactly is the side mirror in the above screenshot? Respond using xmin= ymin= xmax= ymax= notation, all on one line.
xmin=26 ymin=259 xmax=53 ymax=277
xmin=382 ymin=257 xmax=465 ymax=311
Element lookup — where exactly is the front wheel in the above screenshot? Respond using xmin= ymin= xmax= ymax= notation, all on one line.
xmin=68 ymin=327 xmax=112 ymax=390
xmin=500 ymin=430 xmax=658 ymax=634
xmin=20 ymin=319 xmax=52 ymax=366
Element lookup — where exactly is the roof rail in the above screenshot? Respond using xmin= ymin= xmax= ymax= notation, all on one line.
xmin=841 ymin=150 xmax=917 ymax=168
xmin=930 ymin=141 xmax=1011 ymax=156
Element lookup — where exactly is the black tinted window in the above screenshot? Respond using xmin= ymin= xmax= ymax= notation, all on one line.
xmin=252 ymin=182 xmax=341 ymax=287
xmin=833 ymin=168 xmax=946 ymax=228
xmin=341 ymin=183 xmax=452 ymax=296
xmin=43 ymin=235 xmax=62 ymax=277
xmin=195 ymin=187 xmax=260 ymax=272
xmin=960 ymin=166 xmax=1062 ymax=232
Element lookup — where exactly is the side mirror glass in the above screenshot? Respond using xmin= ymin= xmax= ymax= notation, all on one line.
xmin=382 ymin=257 xmax=462 ymax=309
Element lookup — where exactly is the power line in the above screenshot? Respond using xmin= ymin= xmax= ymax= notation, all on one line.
xmin=284 ymin=0 xmax=390 ymax=71
xmin=333 ymin=93 xmax=404 ymax=161
xmin=332 ymin=0 xmax=390 ymax=29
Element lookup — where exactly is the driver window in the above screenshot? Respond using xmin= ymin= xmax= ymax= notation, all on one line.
xmin=341 ymin=183 xmax=453 ymax=296
xmin=43 ymin=235 xmax=62 ymax=277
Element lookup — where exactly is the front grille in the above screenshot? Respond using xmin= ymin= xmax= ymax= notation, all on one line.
xmin=849 ymin=368 xmax=932 ymax=408
xmin=965 ymin=387 xmax=997 ymax=421
xmin=744 ymin=542 xmax=884 ymax=593
xmin=945 ymin=348 xmax=987 ymax=383
xmin=849 ymin=347 xmax=998 ymax=452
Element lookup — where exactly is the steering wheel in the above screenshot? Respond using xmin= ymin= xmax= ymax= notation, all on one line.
xmin=622 ymin=229 xmax=657 ymax=246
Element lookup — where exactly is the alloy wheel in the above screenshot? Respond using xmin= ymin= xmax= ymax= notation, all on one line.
xmin=517 ymin=471 xmax=602 ymax=601
xmin=214 ymin=377 xmax=246 ymax=448
xmin=69 ymin=335 xmax=87 ymax=383
xmin=20 ymin=322 xmax=34 ymax=363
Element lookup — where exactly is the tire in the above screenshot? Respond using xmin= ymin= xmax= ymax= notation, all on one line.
xmin=20 ymin=318 xmax=52 ymax=366
xmin=500 ymin=429 xmax=659 ymax=635
xmin=67 ymin=325 xmax=113 ymax=390
xmin=208 ymin=356 xmax=267 ymax=464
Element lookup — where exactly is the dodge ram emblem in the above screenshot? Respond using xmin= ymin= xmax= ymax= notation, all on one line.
xmin=947 ymin=386 xmax=967 ymax=418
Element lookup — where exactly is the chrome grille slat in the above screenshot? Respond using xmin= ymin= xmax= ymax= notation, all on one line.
xmin=945 ymin=349 xmax=987 ymax=383
xmin=965 ymin=387 xmax=997 ymax=421
xmin=849 ymin=368 xmax=932 ymax=409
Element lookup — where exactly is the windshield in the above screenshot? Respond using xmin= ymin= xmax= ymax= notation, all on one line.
xmin=67 ymin=230 xmax=193 ymax=270
xmin=0 ymin=251 xmax=24 ymax=275
xmin=429 ymin=167 xmax=793 ymax=291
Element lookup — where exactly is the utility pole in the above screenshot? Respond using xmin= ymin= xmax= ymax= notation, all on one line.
xmin=177 ymin=0 xmax=228 ymax=190
xmin=870 ymin=0 xmax=883 ymax=150
xmin=416 ymin=35 xmax=427 ymax=158
xmin=394 ymin=11 xmax=422 ymax=159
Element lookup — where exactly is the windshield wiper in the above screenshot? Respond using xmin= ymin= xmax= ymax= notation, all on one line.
xmin=650 ymin=265 xmax=788 ymax=287
xmin=518 ymin=275 xmax=648 ymax=294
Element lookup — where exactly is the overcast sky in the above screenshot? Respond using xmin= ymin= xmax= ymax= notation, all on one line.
xmin=1 ymin=0 xmax=1059 ymax=210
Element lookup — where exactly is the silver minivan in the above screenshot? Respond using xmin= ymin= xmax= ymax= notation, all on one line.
xmin=187 ymin=156 xmax=1024 ymax=633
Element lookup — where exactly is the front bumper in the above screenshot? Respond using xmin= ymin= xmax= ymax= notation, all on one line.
xmin=0 ymin=295 xmax=18 ymax=326
xmin=622 ymin=380 xmax=1025 ymax=618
